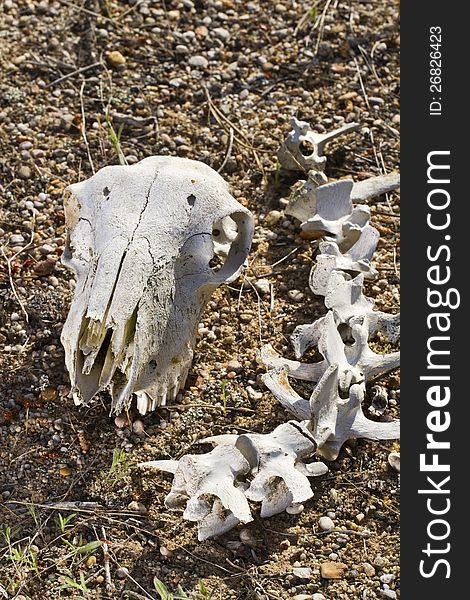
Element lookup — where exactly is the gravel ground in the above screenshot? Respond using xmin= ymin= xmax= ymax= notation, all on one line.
xmin=0 ymin=1 xmax=400 ymax=599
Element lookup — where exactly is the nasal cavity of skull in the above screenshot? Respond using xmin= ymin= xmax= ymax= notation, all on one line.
xmin=187 ymin=194 xmax=196 ymax=207
xmin=299 ymin=140 xmax=315 ymax=157
xmin=210 ymin=216 xmax=239 ymax=272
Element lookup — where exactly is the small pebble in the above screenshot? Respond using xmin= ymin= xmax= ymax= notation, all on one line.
xmin=132 ymin=419 xmax=145 ymax=434
xmin=286 ymin=503 xmax=304 ymax=515
xmin=115 ymin=414 xmax=130 ymax=428
xmin=355 ymin=512 xmax=365 ymax=523
xmin=374 ymin=555 xmax=387 ymax=568
xmin=287 ymin=290 xmax=304 ymax=302
xmin=239 ymin=527 xmax=258 ymax=548
xmin=115 ymin=567 xmax=129 ymax=579
xmin=188 ymin=55 xmax=208 ymax=69
xmin=254 ymin=279 xmax=271 ymax=295
xmin=86 ymin=555 xmax=97 ymax=568
xmin=59 ymin=467 xmax=72 ymax=477
xmin=318 ymin=516 xmax=335 ymax=531
xmin=320 ymin=561 xmax=348 ymax=579
xmin=264 ymin=210 xmax=283 ymax=227
xmin=40 ymin=244 xmax=54 ymax=255
xmin=313 ymin=595 xmax=326 ymax=600
xmin=107 ymin=51 xmax=126 ymax=67
xmin=388 ymin=452 xmax=400 ymax=472
xmin=212 ymin=27 xmax=230 ymax=41
xmin=246 ymin=386 xmax=262 ymax=401
xmin=292 ymin=567 xmax=311 ymax=580
xmin=380 ymin=574 xmax=395 ymax=584
xmin=381 ymin=591 xmax=397 ymax=599
xmin=227 ymin=360 xmax=242 ymax=373
xmin=362 ymin=562 xmax=376 ymax=577
xmin=127 ymin=501 xmax=147 ymax=514
xmin=10 ymin=234 xmax=25 ymax=244
xmin=17 ymin=165 xmax=31 ymax=179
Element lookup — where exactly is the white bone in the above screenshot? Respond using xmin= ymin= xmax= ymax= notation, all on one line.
xmin=262 ymin=311 xmax=398 ymax=390
xmin=203 ymin=422 xmax=327 ymax=518
xmin=299 ymin=180 xmax=371 ymax=251
xmin=310 ymin=364 xmax=400 ymax=460
xmin=309 ymin=228 xmax=379 ymax=296
xmin=139 ymin=444 xmax=253 ymax=541
xmin=286 ymin=172 xmax=400 ymax=224
xmin=261 ymin=366 xmax=311 ymax=420
xmin=61 ymin=156 xmax=254 ymax=415
xmin=277 ymin=117 xmax=359 ymax=172
xmin=285 ymin=171 xmax=328 ymax=222
xmin=351 ymin=172 xmax=400 ymax=203
xmin=291 ymin=272 xmax=400 ymax=358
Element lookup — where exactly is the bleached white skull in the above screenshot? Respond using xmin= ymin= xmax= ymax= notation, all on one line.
xmin=61 ymin=156 xmax=254 ymax=415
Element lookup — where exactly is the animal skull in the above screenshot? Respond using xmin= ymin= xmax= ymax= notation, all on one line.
xmin=61 ymin=156 xmax=254 ymax=415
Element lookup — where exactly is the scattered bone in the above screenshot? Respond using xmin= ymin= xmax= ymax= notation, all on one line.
xmin=309 ymin=229 xmax=379 ymax=296
xmin=61 ymin=156 xmax=254 ymax=415
xmin=351 ymin=172 xmax=400 ymax=203
xmin=285 ymin=171 xmax=328 ymax=222
xmin=299 ymin=180 xmax=371 ymax=251
xmin=277 ymin=117 xmax=359 ymax=172
xmin=291 ymin=272 xmax=400 ymax=359
xmin=203 ymin=421 xmax=328 ymax=518
xmin=286 ymin=170 xmax=399 ymax=224
xmin=261 ymin=365 xmax=312 ymax=420
xmin=310 ymin=365 xmax=400 ymax=460
xmin=139 ymin=444 xmax=252 ymax=541
xmin=262 ymin=312 xmax=399 ymax=394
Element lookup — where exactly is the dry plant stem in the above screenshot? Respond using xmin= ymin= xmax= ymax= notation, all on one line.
xmin=314 ymin=0 xmax=333 ymax=56
xmin=101 ymin=526 xmax=112 ymax=591
xmin=0 ymin=210 xmax=36 ymax=322
xmin=123 ymin=572 xmax=154 ymax=600
xmin=79 ymin=80 xmax=96 ymax=174
xmin=353 ymin=56 xmax=371 ymax=110
xmin=218 ymin=127 xmax=234 ymax=173
xmin=202 ymin=84 xmax=266 ymax=174
xmin=45 ymin=60 xmax=103 ymax=88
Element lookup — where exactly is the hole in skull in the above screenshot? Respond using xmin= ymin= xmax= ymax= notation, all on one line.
xmin=187 ymin=194 xmax=196 ymax=206
xmin=209 ymin=255 xmax=223 ymax=271
xmin=299 ymin=140 xmax=315 ymax=157
xmin=210 ymin=216 xmax=239 ymax=273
